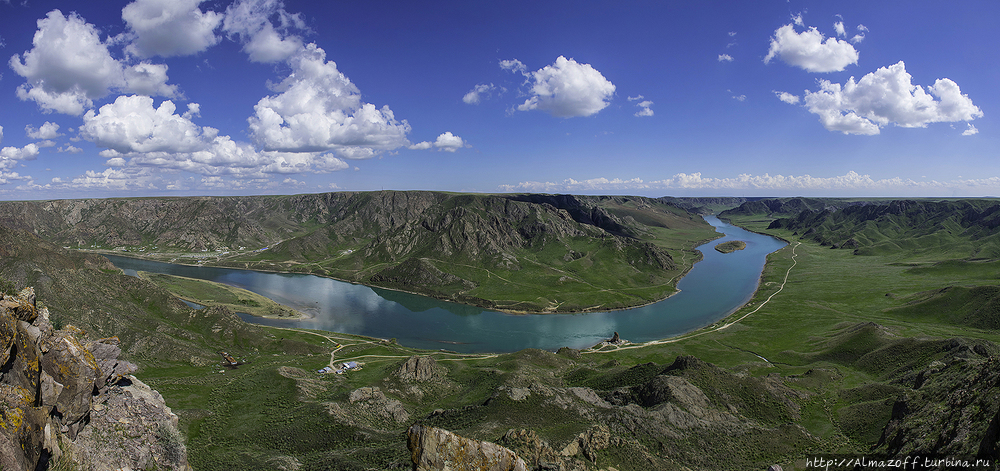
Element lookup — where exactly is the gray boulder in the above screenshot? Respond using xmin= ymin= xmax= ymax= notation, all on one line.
xmin=407 ymin=424 xmax=528 ymax=471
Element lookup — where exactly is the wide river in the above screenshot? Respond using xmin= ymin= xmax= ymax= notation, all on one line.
xmin=107 ymin=216 xmax=785 ymax=353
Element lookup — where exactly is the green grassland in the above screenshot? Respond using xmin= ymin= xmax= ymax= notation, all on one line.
xmin=120 ymin=201 xmax=1000 ymax=470
xmin=714 ymin=240 xmax=747 ymax=253
xmin=6 ymin=197 xmax=1000 ymax=470
xmin=75 ymin=193 xmax=722 ymax=314
xmin=137 ymin=271 xmax=302 ymax=318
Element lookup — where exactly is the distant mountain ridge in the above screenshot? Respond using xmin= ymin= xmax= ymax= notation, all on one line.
xmin=718 ymin=196 xmax=869 ymax=218
xmin=762 ymin=199 xmax=1000 ymax=257
xmin=0 ymin=192 xmax=717 ymax=312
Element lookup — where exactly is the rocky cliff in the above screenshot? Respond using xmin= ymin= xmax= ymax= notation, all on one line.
xmin=0 ymin=287 xmax=191 ymax=471
xmin=408 ymin=424 xmax=528 ymax=471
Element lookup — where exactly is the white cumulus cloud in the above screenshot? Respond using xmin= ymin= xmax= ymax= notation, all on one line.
xmin=81 ymin=95 xmax=214 ymax=154
xmin=514 ymin=56 xmax=616 ymax=118
xmin=499 ymin=59 xmax=527 ymax=75
xmin=962 ymin=123 xmax=979 ymax=136
xmin=499 ymin=171 xmax=1000 ymax=196
xmin=463 ymin=83 xmax=496 ymax=105
xmin=773 ymin=90 xmax=801 ymax=104
xmin=222 ymin=0 xmax=306 ymax=63
xmin=764 ymin=23 xmax=859 ymax=73
xmin=802 ymin=61 xmax=983 ymax=135
xmin=25 ymin=121 xmax=61 ymax=140
xmin=432 ymin=132 xmax=465 ymax=152
xmin=248 ymin=43 xmax=411 ymax=153
xmin=718 ymin=54 xmax=734 ymax=62
xmin=9 ymin=10 xmax=177 ymax=115
xmin=409 ymin=132 xmax=467 ymax=152
xmin=634 ymin=100 xmax=653 ymax=117
xmin=833 ymin=21 xmax=846 ymax=37
xmin=122 ymin=62 xmax=178 ymax=97
xmin=851 ymin=24 xmax=868 ymax=44
xmin=0 ymin=143 xmax=40 ymax=169
xmin=122 ymin=0 xmax=223 ymax=58
xmin=80 ymin=94 xmax=354 ymax=177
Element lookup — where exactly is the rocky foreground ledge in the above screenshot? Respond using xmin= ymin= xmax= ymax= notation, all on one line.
xmin=0 ymin=287 xmax=191 ymax=470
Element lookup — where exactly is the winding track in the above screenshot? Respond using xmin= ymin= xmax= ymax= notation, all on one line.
xmin=583 ymin=241 xmax=801 ymax=354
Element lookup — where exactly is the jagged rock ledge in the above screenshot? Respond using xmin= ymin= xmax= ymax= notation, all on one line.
xmin=0 ymin=287 xmax=191 ymax=470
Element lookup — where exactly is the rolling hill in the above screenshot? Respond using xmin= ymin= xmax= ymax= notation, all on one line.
xmin=0 ymin=192 xmax=720 ymax=312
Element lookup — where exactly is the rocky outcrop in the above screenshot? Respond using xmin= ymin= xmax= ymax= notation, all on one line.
xmin=0 ymin=287 xmax=189 ymax=470
xmin=407 ymin=424 xmax=528 ymax=471
xmin=394 ymin=355 xmax=447 ymax=382
xmin=499 ymin=426 xmax=620 ymax=471
xmin=875 ymin=342 xmax=1000 ymax=460
xmin=326 ymin=386 xmax=410 ymax=431
xmin=61 ymin=375 xmax=186 ymax=471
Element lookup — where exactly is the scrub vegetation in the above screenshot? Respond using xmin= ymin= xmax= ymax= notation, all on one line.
xmin=137 ymin=271 xmax=301 ymax=318
xmin=2 ymin=194 xmax=1000 ymax=470
xmin=714 ymin=240 xmax=747 ymax=253
xmin=0 ymin=192 xmax=720 ymax=313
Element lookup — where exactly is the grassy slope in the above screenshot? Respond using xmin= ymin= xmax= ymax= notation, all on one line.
xmin=9 ymin=197 xmax=1000 ymax=470
xmin=135 ymin=199 xmax=1000 ymax=470
xmin=244 ymin=193 xmax=718 ymax=313
xmin=41 ymin=192 xmax=720 ymax=313
xmin=137 ymin=272 xmax=302 ymax=318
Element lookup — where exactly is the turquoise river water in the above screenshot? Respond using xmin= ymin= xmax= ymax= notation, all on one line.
xmin=106 ymin=216 xmax=786 ymax=353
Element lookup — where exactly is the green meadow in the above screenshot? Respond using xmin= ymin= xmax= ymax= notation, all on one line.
xmin=126 ymin=203 xmax=1000 ymax=470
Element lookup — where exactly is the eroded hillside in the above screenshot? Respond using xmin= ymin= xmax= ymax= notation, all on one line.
xmin=0 ymin=192 xmax=718 ymax=312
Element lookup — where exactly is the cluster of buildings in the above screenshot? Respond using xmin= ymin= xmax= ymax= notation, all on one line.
xmin=317 ymin=361 xmax=360 ymax=375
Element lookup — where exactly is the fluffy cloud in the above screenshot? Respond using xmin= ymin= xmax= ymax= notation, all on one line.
xmin=0 ymin=172 xmax=30 ymax=185
xmin=718 ymin=54 xmax=734 ymax=62
xmin=122 ymin=0 xmax=223 ymax=58
xmin=81 ymin=95 xmax=213 ymax=153
xmin=634 ymin=100 xmax=653 ymax=117
xmin=851 ymin=25 xmax=868 ymax=44
xmin=0 ymin=144 xmax=40 ymax=161
xmin=773 ymin=90 xmax=801 ymax=104
xmin=25 ymin=121 xmax=61 ymax=140
xmin=962 ymin=123 xmax=979 ymax=136
xmin=9 ymin=10 xmax=177 ymax=115
xmin=248 ymin=44 xmax=411 ymax=153
xmin=833 ymin=21 xmax=846 ymax=37
xmin=64 ymin=167 xmax=160 ymax=191
xmin=764 ymin=23 xmax=859 ymax=73
xmin=409 ymin=132 xmax=467 ymax=152
xmin=432 ymin=132 xmax=465 ymax=152
xmin=499 ymin=171 xmax=1000 ymax=196
xmin=802 ymin=61 xmax=983 ymax=135
xmin=122 ymin=62 xmax=177 ymax=97
xmin=463 ymin=83 xmax=496 ymax=105
xmin=514 ymin=56 xmax=616 ymax=118
xmin=223 ymin=0 xmax=306 ymax=63
xmin=499 ymin=59 xmax=527 ymax=75
xmin=0 ymin=143 xmax=40 ymax=169
xmin=79 ymin=94 xmax=353 ymax=177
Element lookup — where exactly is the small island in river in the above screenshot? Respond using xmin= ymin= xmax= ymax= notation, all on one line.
xmin=714 ymin=240 xmax=747 ymax=253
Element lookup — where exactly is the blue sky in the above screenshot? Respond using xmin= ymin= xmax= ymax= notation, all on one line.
xmin=0 ymin=0 xmax=996 ymax=199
